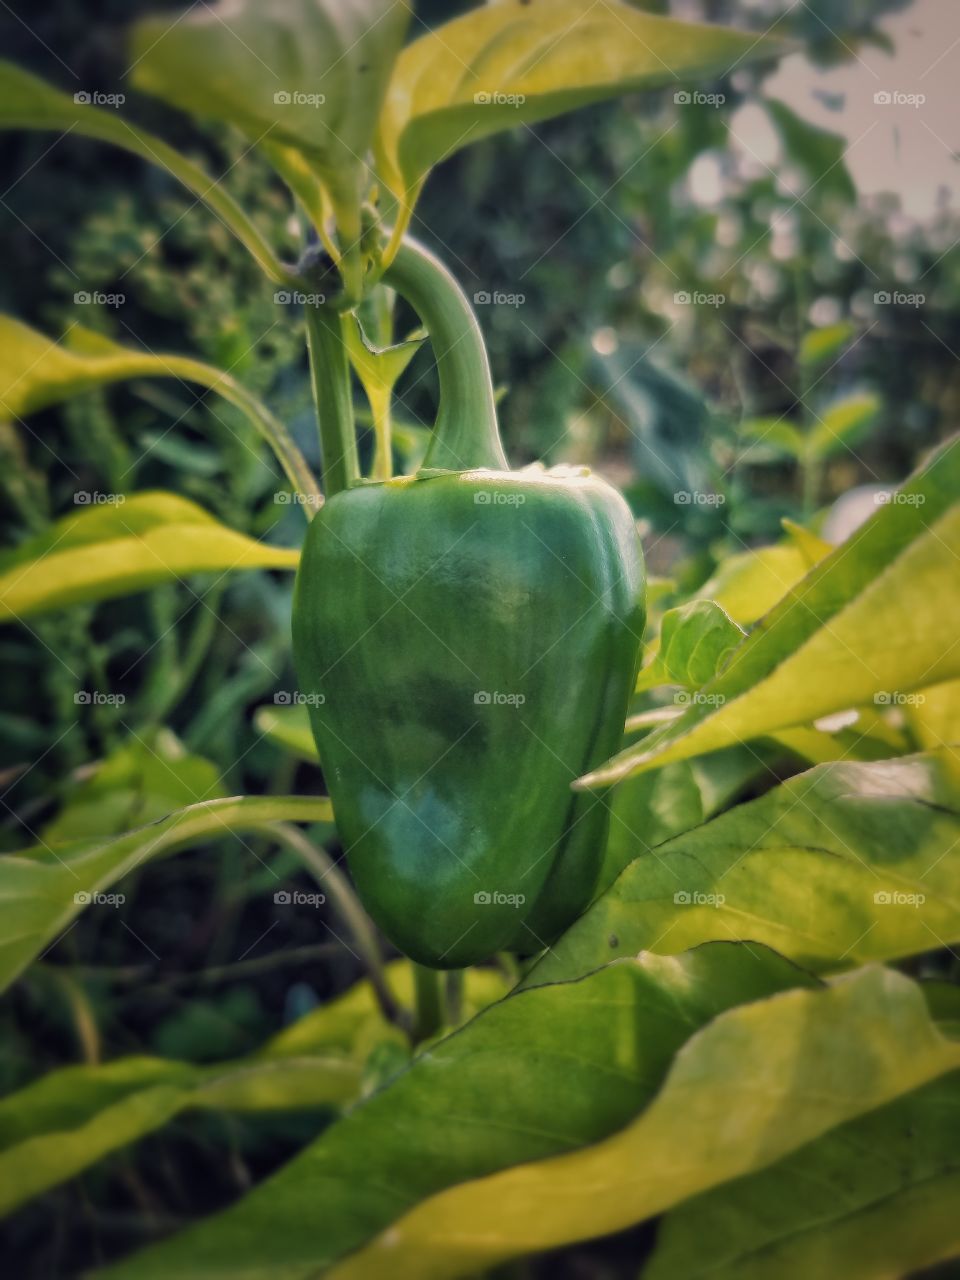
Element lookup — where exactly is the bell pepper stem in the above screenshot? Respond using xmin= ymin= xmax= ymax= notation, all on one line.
xmin=305 ymin=303 xmax=360 ymax=498
xmin=383 ymin=236 xmax=507 ymax=473
xmin=412 ymin=963 xmax=444 ymax=1043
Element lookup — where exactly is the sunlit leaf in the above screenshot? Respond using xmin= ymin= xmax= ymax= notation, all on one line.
xmin=646 ymin=1073 xmax=960 ymax=1280
xmin=579 ymin=436 xmax=960 ymax=787
xmin=0 ymin=316 xmax=318 ymax=501
xmin=534 ymin=750 xmax=960 ymax=987
xmin=0 ymin=492 xmax=300 ymax=623
xmin=0 ymin=794 xmax=332 ymax=991
xmin=376 ymin=2 xmax=788 ymax=210
xmin=635 ymin=599 xmax=745 ymax=692
xmin=0 ymin=61 xmax=287 ymax=282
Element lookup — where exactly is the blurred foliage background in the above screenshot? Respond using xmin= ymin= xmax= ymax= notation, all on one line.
xmin=1 ymin=0 xmax=958 ymax=1274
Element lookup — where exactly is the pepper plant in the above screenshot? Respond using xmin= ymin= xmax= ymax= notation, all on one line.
xmin=1 ymin=2 xmax=959 ymax=1278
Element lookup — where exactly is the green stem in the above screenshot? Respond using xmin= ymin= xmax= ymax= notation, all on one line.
xmin=266 ymin=822 xmax=408 ymax=1033
xmin=304 ymin=305 xmax=360 ymax=499
xmin=413 ymin=963 xmax=444 ymax=1043
xmin=383 ymin=236 xmax=507 ymax=473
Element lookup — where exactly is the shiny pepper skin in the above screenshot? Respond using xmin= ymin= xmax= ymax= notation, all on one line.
xmin=292 ymin=464 xmax=645 ymax=968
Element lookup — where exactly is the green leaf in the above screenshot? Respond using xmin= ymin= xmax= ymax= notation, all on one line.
xmin=532 ymin=751 xmax=960 ymax=988
xmin=635 ymin=599 xmax=746 ymax=692
xmin=254 ymin=704 xmax=321 ymax=765
xmin=696 ymin=541 xmax=812 ymax=625
xmin=93 ymin=944 xmax=815 ymax=1279
xmin=765 ymin=98 xmax=856 ymax=203
xmin=907 ymin=678 xmax=960 ymax=750
xmin=780 ymin=516 xmax=834 ymax=567
xmin=0 ymin=492 xmax=299 ymax=623
xmin=808 ymin=390 xmax=881 ymax=461
xmin=645 ymin=1073 xmax=960 ymax=1280
xmin=579 ymin=436 xmax=960 ymax=787
xmin=325 ymin=968 xmax=960 ymax=1280
xmin=0 ymin=316 xmax=318 ymax=501
xmin=130 ymin=0 xmax=411 ymax=296
xmin=0 ymin=61 xmax=288 ymax=283
xmin=798 ymin=320 xmax=856 ymax=367
xmin=0 ymin=794 xmax=332 ymax=992
xmin=375 ymin=2 xmax=788 ymax=211
xmin=602 ymin=746 xmax=765 ymax=890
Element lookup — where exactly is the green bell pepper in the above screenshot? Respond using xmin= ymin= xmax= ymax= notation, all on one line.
xmin=293 ymin=238 xmax=645 ymax=968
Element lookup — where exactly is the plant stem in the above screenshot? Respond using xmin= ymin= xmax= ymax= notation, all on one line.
xmin=412 ymin=963 xmax=444 ymax=1043
xmin=383 ymin=236 xmax=507 ymax=472
xmin=304 ymin=305 xmax=360 ymax=499
xmin=266 ymin=821 xmax=407 ymax=1032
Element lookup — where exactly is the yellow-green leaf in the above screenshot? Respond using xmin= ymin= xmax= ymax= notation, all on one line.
xmin=376 ymin=1 xmax=788 ymax=208
xmin=0 ymin=60 xmax=288 ymax=283
xmin=0 ymin=492 xmax=300 ymax=623
xmin=0 ymin=316 xmax=318 ymax=501
xmin=579 ymin=436 xmax=960 ymax=787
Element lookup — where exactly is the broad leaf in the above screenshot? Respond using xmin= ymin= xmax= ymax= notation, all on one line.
xmin=0 ymin=317 xmax=318 ymax=501
xmin=130 ymin=0 xmax=411 ymax=293
xmin=325 ymin=968 xmax=960 ymax=1280
xmin=603 ymin=745 xmax=765 ymax=889
xmin=635 ymin=599 xmax=745 ymax=692
xmin=94 ymin=944 xmax=814 ymax=1278
xmin=0 ymin=492 xmax=299 ymax=623
xmin=0 ymin=794 xmax=332 ymax=991
xmin=645 ymin=1072 xmax=960 ymax=1280
xmin=375 ymin=2 xmax=787 ymax=209
xmin=580 ymin=435 xmax=960 ymax=786
xmin=696 ymin=541 xmax=813 ymax=624
xmin=0 ymin=61 xmax=287 ymax=282
xmin=533 ymin=751 xmax=960 ymax=988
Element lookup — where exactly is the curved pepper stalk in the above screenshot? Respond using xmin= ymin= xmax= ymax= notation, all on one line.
xmin=293 ymin=236 xmax=645 ymax=967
